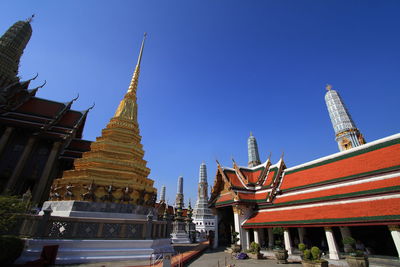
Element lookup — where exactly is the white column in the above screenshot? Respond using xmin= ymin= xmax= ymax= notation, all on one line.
xmin=268 ymin=228 xmax=274 ymax=248
xmin=244 ymin=229 xmax=250 ymax=250
xmin=298 ymin=227 xmax=305 ymax=244
xmin=233 ymin=212 xmax=242 ymax=245
xmin=283 ymin=228 xmax=293 ymax=254
xmin=388 ymin=225 xmax=400 ymax=258
xmin=213 ymin=215 xmax=218 ymax=249
xmin=325 ymin=227 xmax=340 ymax=260
xmin=233 ymin=205 xmax=251 ymax=250
xmin=254 ymin=229 xmax=260 ymax=244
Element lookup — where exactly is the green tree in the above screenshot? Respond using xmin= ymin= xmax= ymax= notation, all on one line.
xmin=0 ymin=195 xmax=25 ymax=235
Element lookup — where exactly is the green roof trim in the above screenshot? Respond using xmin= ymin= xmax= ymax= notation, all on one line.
xmin=268 ymin=185 xmax=400 ymax=207
xmin=244 ymin=215 xmax=400 ymax=227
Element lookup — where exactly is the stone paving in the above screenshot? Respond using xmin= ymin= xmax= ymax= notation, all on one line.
xmin=187 ymin=248 xmax=300 ymax=267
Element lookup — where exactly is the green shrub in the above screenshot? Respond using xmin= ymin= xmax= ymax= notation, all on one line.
xmin=303 ymin=249 xmax=311 ymax=260
xmin=249 ymin=241 xmax=261 ymax=253
xmin=342 ymin=236 xmax=355 ymax=246
xmin=232 ymin=231 xmax=240 ymax=244
xmin=311 ymin=246 xmax=321 ymax=260
xmin=298 ymin=243 xmax=306 ymax=251
xmin=0 ymin=235 xmax=25 ymax=264
xmin=0 ymin=195 xmax=26 ymax=235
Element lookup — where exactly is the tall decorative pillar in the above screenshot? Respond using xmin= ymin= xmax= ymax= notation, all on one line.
xmin=339 ymin=226 xmax=351 ymax=238
xmin=244 ymin=229 xmax=250 ymax=250
xmin=233 ymin=206 xmax=243 ymax=245
xmin=254 ymin=229 xmax=260 ymax=244
xmin=283 ymin=227 xmax=293 ymax=255
xmin=5 ymin=136 xmax=36 ymax=193
xmin=232 ymin=205 xmax=250 ymax=250
xmin=388 ymin=225 xmax=400 ymax=258
xmin=32 ymin=142 xmax=62 ymax=203
xmin=213 ymin=213 xmax=218 ymax=249
xmin=298 ymin=227 xmax=305 ymax=244
xmin=268 ymin=228 xmax=274 ymax=248
xmin=259 ymin=228 xmax=265 ymax=247
xmin=0 ymin=127 xmax=14 ymax=157
xmin=324 ymin=227 xmax=340 ymax=260
xmin=340 ymin=226 xmax=352 ymax=253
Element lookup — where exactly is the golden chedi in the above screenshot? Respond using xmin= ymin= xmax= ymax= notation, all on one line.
xmin=50 ymin=34 xmax=156 ymax=207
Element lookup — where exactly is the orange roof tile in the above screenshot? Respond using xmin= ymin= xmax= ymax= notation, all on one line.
xmin=244 ymin=197 xmax=400 ymax=227
xmin=281 ymin=141 xmax=400 ymax=191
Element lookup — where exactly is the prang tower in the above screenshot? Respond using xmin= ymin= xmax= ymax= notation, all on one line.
xmin=175 ymin=176 xmax=184 ymax=208
xmin=248 ymin=132 xmax=261 ymax=167
xmin=325 ymin=84 xmax=366 ymax=151
xmin=193 ymin=162 xmax=215 ymax=237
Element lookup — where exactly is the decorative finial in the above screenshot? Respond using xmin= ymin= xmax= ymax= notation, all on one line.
xmin=27 ymin=14 xmax=35 ymax=23
xmin=88 ymin=102 xmax=96 ymax=110
xmin=250 ymin=131 xmax=253 ymax=136
xmin=72 ymin=93 xmax=79 ymax=102
xmin=280 ymin=151 xmax=285 ymax=159
xmin=267 ymin=152 xmax=272 ymax=161
xmin=326 ymin=84 xmax=332 ymax=91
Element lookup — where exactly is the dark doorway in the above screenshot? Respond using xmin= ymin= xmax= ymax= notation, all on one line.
xmin=217 ymin=206 xmax=234 ymax=246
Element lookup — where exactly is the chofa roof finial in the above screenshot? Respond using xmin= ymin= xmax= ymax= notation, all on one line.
xmin=27 ymin=14 xmax=35 ymax=23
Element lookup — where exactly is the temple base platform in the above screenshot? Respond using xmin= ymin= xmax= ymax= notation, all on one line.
xmin=39 ymin=200 xmax=157 ymax=219
xmin=15 ymin=238 xmax=174 ymax=264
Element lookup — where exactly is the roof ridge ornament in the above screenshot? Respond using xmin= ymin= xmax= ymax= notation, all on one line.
xmin=326 ymin=84 xmax=332 ymax=91
xmin=27 ymin=14 xmax=35 ymax=23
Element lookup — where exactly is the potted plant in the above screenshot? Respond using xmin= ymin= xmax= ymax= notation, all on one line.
xmin=247 ymin=241 xmax=263 ymax=259
xmin=301 ymin=246 xmax=328 ymax=267
xmin=342 ymin=237 xmax=369 ymax=267
xmin=231 ymin=231 xmax=241 ymax=253
xmin=272 ymin=227 xmax=288 ymax=264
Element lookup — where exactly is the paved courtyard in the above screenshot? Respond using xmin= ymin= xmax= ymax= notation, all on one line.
xmin=187 ymin=248 xmax=300 ymax=267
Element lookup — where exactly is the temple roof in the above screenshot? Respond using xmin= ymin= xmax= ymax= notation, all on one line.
xmin=240 ymin=133 xmax=400 ymax=227
xmin=0 ymin=96 xmax=90 ymax=140
xmin=211 ymin=133 xmax=400 ymax=226
xmin=210 ymin=158 xmax=285 ymax=207
xmin=280 ymin=133 xmax=400 ymax=192
xmin=243 ymin=195 xmax=400 ymax=228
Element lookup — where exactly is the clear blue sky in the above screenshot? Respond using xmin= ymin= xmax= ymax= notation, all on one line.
xmin=1 ymin=0 xmax=399 ymax=205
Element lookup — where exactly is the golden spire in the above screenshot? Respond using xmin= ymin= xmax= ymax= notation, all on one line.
xmin=113 ymin=33 xmax=147 ymax=122
xmin=128 ymin=32 xmax=147 ymax=93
